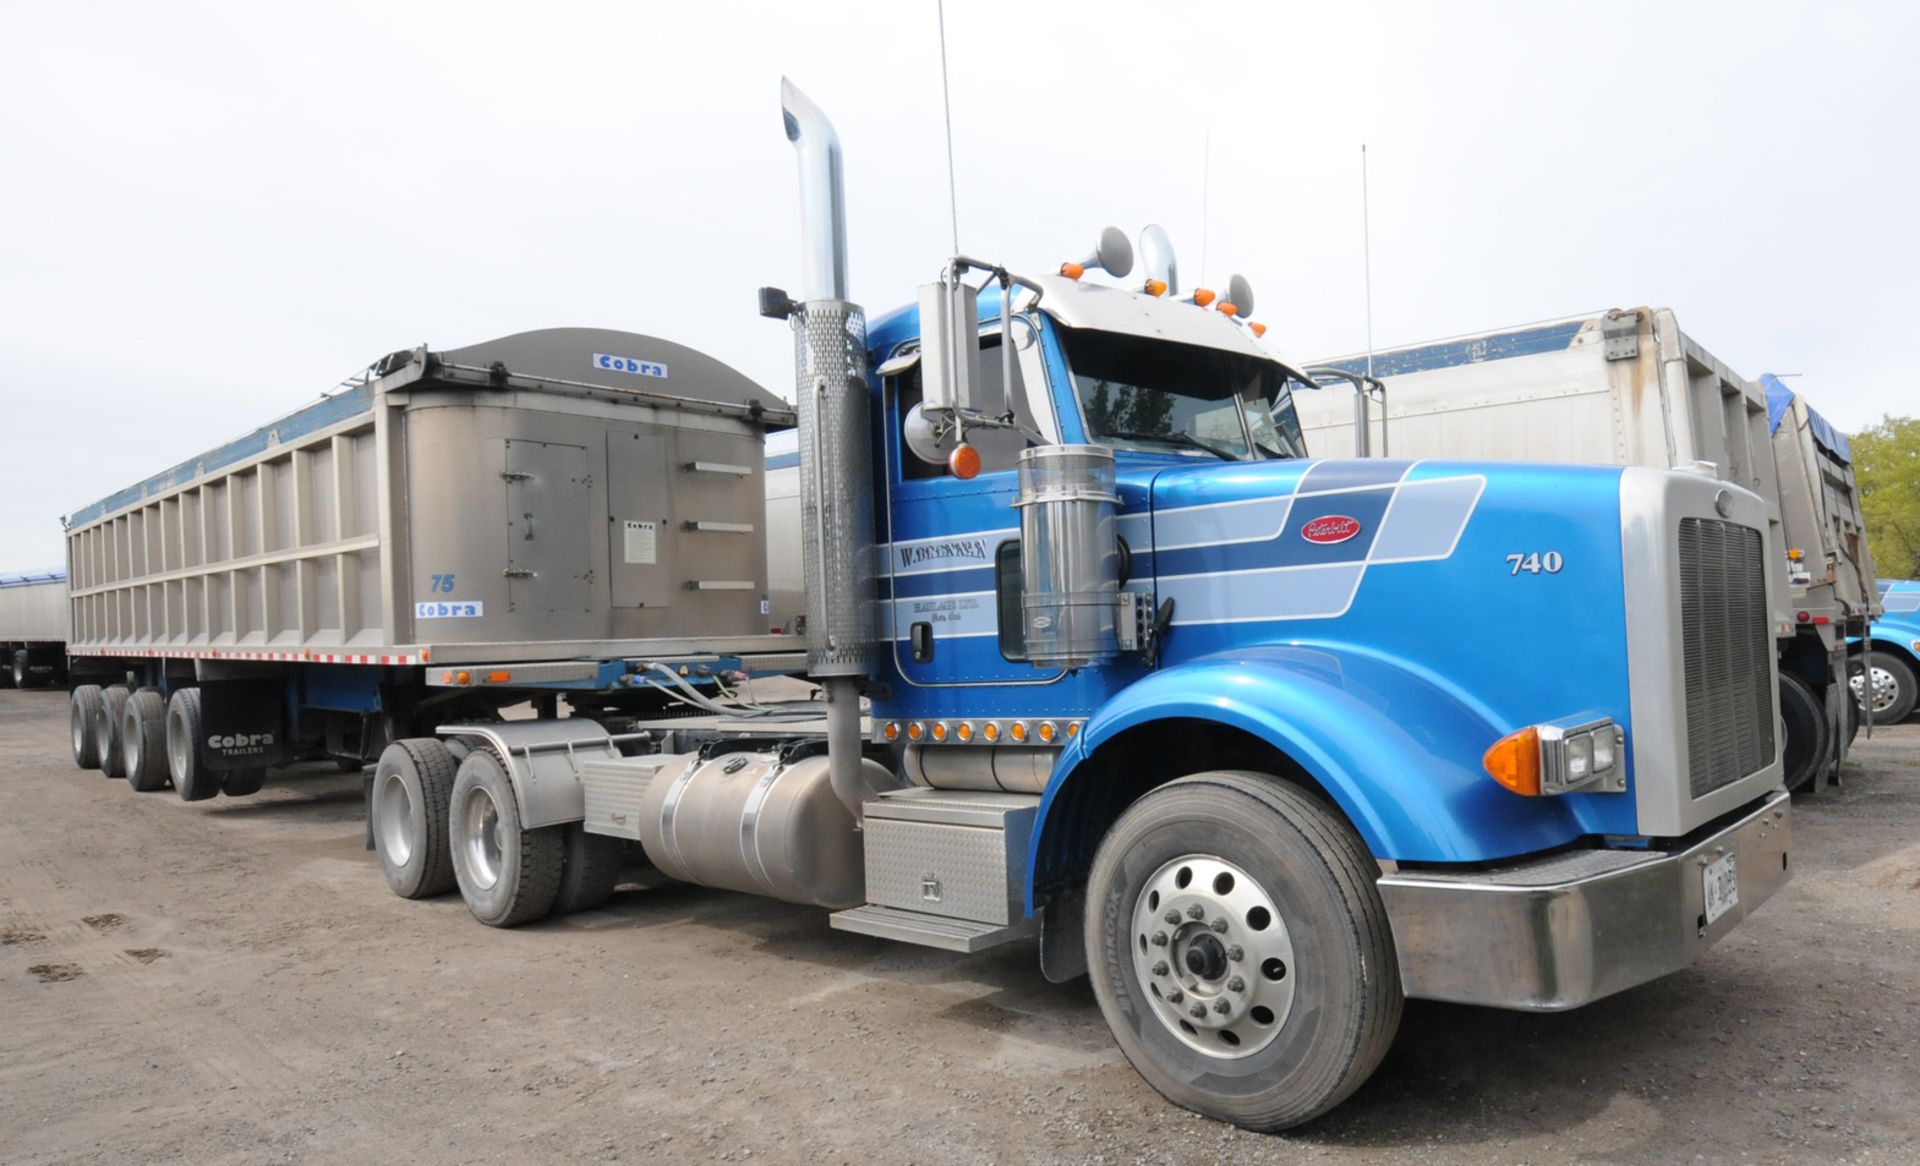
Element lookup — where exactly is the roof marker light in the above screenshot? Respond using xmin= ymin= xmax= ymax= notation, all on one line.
xmin=1217 ymin=302 xmax=1239 ymax=317
xmin=1192 ymin=288 xmax=1216 ymax=307
xmin=1060 ymin=261 xmax=1086 ymax=280
xmin=1249 ymin=322 xmax=1267 ymax=338
xmin=1144 ymin=278 xmax=1168 ymax=297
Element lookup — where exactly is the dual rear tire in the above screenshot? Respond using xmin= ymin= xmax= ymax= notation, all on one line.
xmin=122 ymin=689 xmax=170 ymax=792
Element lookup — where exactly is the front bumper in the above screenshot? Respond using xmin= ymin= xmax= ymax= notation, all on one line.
xmin=1376 ymin=790 xmax=1791 ymax=1011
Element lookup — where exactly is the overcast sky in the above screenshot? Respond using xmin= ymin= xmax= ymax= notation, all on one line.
xmin=2 ymin=1 xmax=1915 ymax=567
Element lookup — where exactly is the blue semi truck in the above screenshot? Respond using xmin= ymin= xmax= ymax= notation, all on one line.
xmin=1855 ymin=578 xmax=1920 ymax=723
xmin=55 ymin=80 xmax=1795 ymax=1131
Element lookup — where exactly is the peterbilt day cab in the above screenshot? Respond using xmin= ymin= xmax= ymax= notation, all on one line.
xmin=53 ymin=81 xmax=1792 ymax=1131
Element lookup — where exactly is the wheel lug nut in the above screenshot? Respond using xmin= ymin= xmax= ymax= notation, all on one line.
xmin=1226 ymin=945 xmax=1244 ymax=961
xmin=1152 ymin=961 xmax=1169 ymax=976
xmin=1151 ymin=931 xmax=1168 ymax=947
xmin=1164 ymin=910 xmax=1181 ymax=925
xmin=1186 ymin=904 xmax=1206 ymax=920
xmin=1189 ymin=1004 xmax=1207 ymax=1019
xmin=1168 ymin=989 xmax=1185 ymax=1004
xmin=1227 ymin=976 xmax=1245 ymax=992
xmin=1210 ymin=918 xmax=1228 ymax=933
xmin=1213 ymin=999 xmax=1231 ymax=1015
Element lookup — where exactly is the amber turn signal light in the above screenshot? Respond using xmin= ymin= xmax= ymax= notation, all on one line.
xmin=1483 ymin=726 xmax=1542 ymax=796
xmin=949 ymin=443 xmax=982 ymax=480
xmin=1060 ymin=262 xmax=1086 ymax=280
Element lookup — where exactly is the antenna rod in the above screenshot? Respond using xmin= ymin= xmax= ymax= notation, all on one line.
xmin=936 ymin=0 xmax=960 ymax=256
xmin=1362 ymin=143 xmax=1374 ymax=385
xmin=1200 ymin=130 xmax=1211 ymax=288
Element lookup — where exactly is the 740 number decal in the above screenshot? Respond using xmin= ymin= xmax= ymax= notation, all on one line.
xmin=1505 ymin=551 xmax=1564 ymax=576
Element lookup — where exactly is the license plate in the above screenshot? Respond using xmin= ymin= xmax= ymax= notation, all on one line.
xmin=1703 ymin=852 xmax=1739 ymax=925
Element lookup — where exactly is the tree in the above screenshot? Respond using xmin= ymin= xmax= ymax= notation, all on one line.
xmin=1853 ymin=415 xmax=1920 ymax=580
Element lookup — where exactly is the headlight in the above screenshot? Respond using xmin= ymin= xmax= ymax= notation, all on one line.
xmin=1484 ymin=715 xmax=1626 ymax=797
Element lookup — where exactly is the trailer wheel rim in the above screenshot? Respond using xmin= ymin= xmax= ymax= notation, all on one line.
xmin=1130 ymin=853 xmax=1297 ymax=1059
xmin=71 ymin=702 xmax=88 ymax=758
xmin=377 ymin=770 xmax=415 ymax=866
xmin=462 ymin=785 xmax=505 ymax=891
xmin=1852 ymin=665 xmax=1898 ymax=714
xmin=166 ymin=703 xmax=191 ymax=783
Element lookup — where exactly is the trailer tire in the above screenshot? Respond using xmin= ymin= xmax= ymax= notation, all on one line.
xmin=1085 ymin=771 xmax=1403 ymax=1132
xmin=553 ymin=825 xmax=623 ymax=915
xmin=122 ymin=689 xmax=170 ymax=792
xmin=449 ymin=748 xmax=563 ymax=928
xmin=1779 ymin=673 xmax=1830 ymax=793
xmin=0 ymin=653 xmax=12 ymax=689
xmin=165 ymin=688 xmax=222 ymax=802
xmin=100 ymin=685 xmax=131 ymax=778
xmin=222 ymin=768 xmax=268 ymax=797
xmin=12 ymin=650 xmax=35 ymax=689
xmin=70 ymin=685 xmax=106 ymax=769
xmin=1850 ymin=654 xmax=1918 ymax=726
xmin=372 ymin=739 xmax=459 ymax=900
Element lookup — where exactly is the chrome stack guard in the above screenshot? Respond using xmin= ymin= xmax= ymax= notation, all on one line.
xmin=1377 ymin=790 xmax=1791 ymax=1011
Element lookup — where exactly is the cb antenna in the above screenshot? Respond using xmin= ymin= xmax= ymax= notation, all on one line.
xmin=1200 ymin=130 xmax=1211 ymax=287
xmin=1362 ymin=143 xmax=1375 ymax=385
xmin=936 ymin=0 xmax=959 ymax=255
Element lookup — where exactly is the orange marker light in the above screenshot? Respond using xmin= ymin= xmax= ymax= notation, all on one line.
xmin=1193 ymin=288 xmax=1216 ymax=307
xmin=1038 ymin=720 xmax=1058 ymax=743
xmin=1067 ymin=721 xmax=1081 ymax=737
xmin=1249 ymin=322 xmax=1268 ymax=338
xmin=1144 ymin=278 xmax=1168 ymax=297
xmin=1060 ymin=261 xmax=1086 ymax=280
xmin=956 ymin=722 xmax=975 ymax=742
xmin=931 ymin=721 xmax=950 ymax=742
xmin=982 ymin=721 xmax=1001 ymax=742
xmin=1483 ymin=726 xmax=1542 ymax=796
xmin=949 ymin=443 xmax=982 ymax=480
xmin=883 ymin=722 xmax=901 ymax=742
xmin=906 ymin=722 xmax=925 ymax=741
xmin=1009 ymin=721 xmax=1028 ymax=742
xmin=454 ymin=671 xmax=472 ymax=686
xmin=488 ymin=671 xmax=512 ymax=684
xmin=1217 ymin=302 xmax=1239 ymax=317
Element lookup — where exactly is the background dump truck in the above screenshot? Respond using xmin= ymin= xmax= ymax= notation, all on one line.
xmin=1300 ymin=310 xmax=1874 ymax=791
xmin=0 ymin=568 xmax=68 ymax=688
xmin=1855 ymin=578 xmax=1920 ymax=724
xmin=45 ymin=80 xmax=1798 ymax=1133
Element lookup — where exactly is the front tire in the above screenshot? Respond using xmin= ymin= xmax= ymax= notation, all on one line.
xmin=122 ymin=689 xmax=170 ymax=792
xmin=371 ymin=739 xmax=458 ymax=899
xmin=1778 ymin=673 xmax=1830 ymax=793
xmin=70 ymin=685 xmax=105 ymax=769
xmin=448 ymin=748 xmax=563 ymax=927
xmin=1850 ymin=653 xmax=1918 ymax=726
xmin=553 ymin=824 xmax=623 ymax=915
xmin=1085 ymin=771 xmax=1402 ymax=1131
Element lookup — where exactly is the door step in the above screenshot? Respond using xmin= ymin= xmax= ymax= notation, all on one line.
xmin=829 ymin=904 xmax=1037 ymax=952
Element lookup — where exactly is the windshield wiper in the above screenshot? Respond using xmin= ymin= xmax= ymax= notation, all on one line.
xmin=1100 ymin=429 xmax=1235 ymax=460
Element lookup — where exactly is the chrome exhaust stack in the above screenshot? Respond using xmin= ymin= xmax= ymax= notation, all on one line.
xmin=777 ymin=78 xmax=877 ymax=817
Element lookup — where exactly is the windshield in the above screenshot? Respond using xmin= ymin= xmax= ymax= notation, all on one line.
xmin=1060 ymin=324 xmax=1308 ymax=461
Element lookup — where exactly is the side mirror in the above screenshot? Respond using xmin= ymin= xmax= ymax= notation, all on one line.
xmin=1226 ymin=273 xmax=1255 ymax=318
xmin=1138 ymin=224 xmax=1177 ymax=294
xmin=918 ymin=280 xmax=982 ymax=414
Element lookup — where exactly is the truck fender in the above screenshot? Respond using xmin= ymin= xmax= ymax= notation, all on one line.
xmin=1025 ymin=643 xmax=1592 ymax=915
xmin=435 ymin=719 xmax=621 ymax=830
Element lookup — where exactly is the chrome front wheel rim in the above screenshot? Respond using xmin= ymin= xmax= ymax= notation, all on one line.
xmin=1131 ymin=853 xmax=1297 ymax=1059
xmin=1852 ymin=665 xmax=1897 ymax=714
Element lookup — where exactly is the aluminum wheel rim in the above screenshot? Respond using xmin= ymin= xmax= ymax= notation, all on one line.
xmin=461 ymin=785 xmax=505 ymax=891
xmin=1131 ymin=854 xmax=1297 ymax=1059
xmin=167 ymin=706 xmax=190 ymax=782
xmin=1852 ymin=665 xmax=1898 ymax=714
xmin=71 ymin=702 xmax=87 ymax=758
xmin=377 ymin=770 xmax=415 ymax=866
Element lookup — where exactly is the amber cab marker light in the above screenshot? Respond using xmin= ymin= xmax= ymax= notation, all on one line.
xmin=1483 ymin=726 xmax=1542 ymax=796
xmin=1249 ymin=322 xmax=1267 ymax=338
xmin=1192 ymin=288 xmax=1217 ymax=307
xmin=1009 ymin=721 xmax=1028 ymax=742
xmin=982 ymin=721 xmax=1001 ymax=742
xmin=1216 ymin=301 xmax=1239 ymax=317
xmin=906 ymin=722 xmax=925 ymax=741
xmin=1060 ymin=261 xmax=1086 ymax=280
xmin=1144 ymin=278 xmax=1168 ymax=297
xmin=949 ymin=443 xmax=982 ymax=481
xmin=883 ymin=722 xmax=900 ymax=742
xmin=487 ymin=671 xmax=512 ymax=684
xmin=454 ymin=670 xmax=472 ymax=686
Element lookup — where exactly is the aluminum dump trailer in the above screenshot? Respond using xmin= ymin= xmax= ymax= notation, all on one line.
xmin=0 ymin=568 xmax=68 ymax=688
xmin=1301 ymin=308 xmax=1855 ymax=790
xmin=60 ymin=327 xmax=801 ymax=797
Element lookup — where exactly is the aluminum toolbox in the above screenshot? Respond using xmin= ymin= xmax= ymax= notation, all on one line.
xmin=861 ymin=788 xmax=1039 ymax=926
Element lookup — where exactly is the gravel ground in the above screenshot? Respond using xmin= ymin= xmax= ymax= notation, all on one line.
xmin=2 ymin=688 xmax=1917 ymax=1165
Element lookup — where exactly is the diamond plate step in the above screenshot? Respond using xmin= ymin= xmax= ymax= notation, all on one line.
xmin=828 ymin=904 xmax=1038 ymax=953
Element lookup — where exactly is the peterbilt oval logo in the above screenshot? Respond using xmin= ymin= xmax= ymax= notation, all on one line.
xmin=1300 ymin=515 xmax=1362 ymax=545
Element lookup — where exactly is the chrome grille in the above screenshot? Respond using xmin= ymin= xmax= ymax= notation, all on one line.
xmin=1678 ymin=518 xmax=1774 ymax=797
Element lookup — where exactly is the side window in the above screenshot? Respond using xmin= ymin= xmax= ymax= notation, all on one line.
xmin=894 ymin=326 xmax=1051 ymax=481
xmin=995 ymin=539 xmax=1026 ymax=660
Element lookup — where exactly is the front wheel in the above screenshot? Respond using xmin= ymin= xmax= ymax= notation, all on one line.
xmin=448 ymin=748 xmax=563 ymax=927
xmin=1850 ymin=653 xmax=1918 ymax=726
xmin=1085 ymin=771 xmax=1402 ymax=1131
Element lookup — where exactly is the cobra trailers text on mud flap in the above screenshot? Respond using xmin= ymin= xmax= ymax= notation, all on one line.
xmin=56 ymin=80 xmax=1791 ymax=1130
